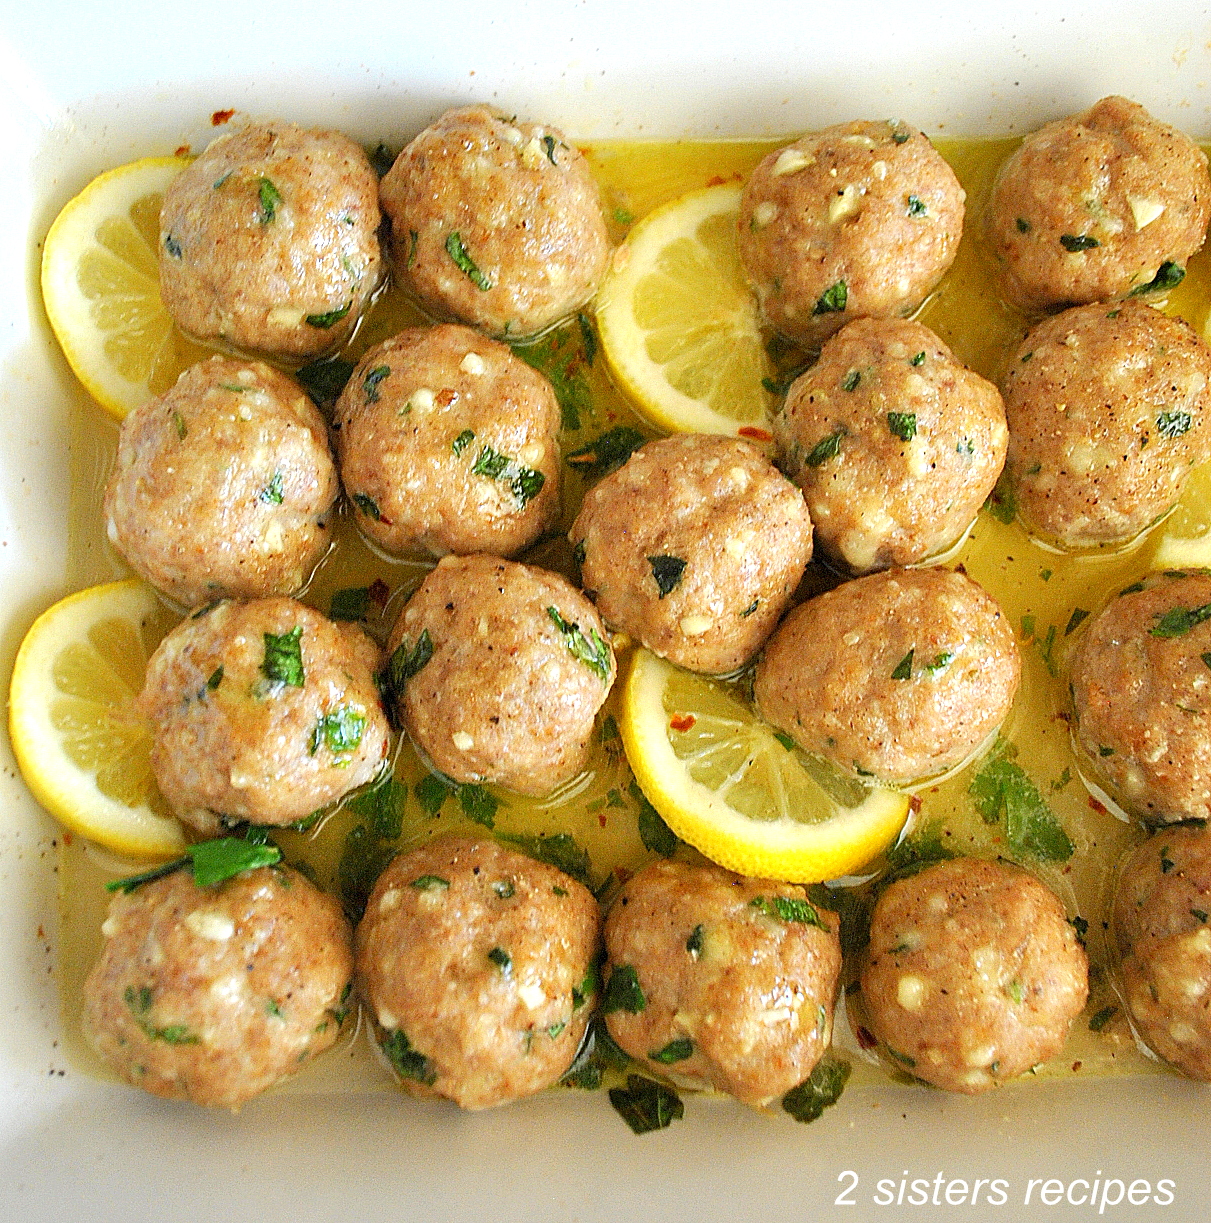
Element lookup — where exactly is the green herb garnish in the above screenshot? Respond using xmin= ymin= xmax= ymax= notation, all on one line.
xmin=842 ymin=369 xmax=861 ymax=392
xmin=813 ymin=280 xmax=848 ymax=315
xmin=487 ymin=946 xmax=512 ymax=973
xmin=601 ymin=965 xmax=646 ymax=1014
xmin=567 ymin=426 xmax=646 ymax=480
xmin=891 ymin=649 xmax=914 ymax=680
xmin=381 ymin=1029 xmax=437 ymax=1085
xmin=261 ymin=626 xmax=305 ymax=688
xmin=499 ymin=831 xmax=590 ymax=885
xmin=410 ymin=875 xmax=450 ymax=891
xmin=1129 ymin=261 xmax=1185 ymax=296
xmin=804 ymin=429 xmax=844 ymax=467
xmin=906 ymin=194 xmax=927 ymax=217
xmin=330 ymin=586 xmax=371 ymax=622
xmin=647 ymin=555 xmax=687 ymax=598
xmin=782 ymin=1057 xmax=851 ymax=1124
xmin=452 ymin=429 xmax=475 ymax=455
xmin=388 ymin=628 xmax=434 ymax=692
xmin=887 ymin=412 xmax=917 ymax=442
xmin=686 ymin=924 xmax=705 ymax=958
xmin=1089 ymin=1005 xmax=1118 ymax=1032
xmin=546 ymin=606 xmax=612 ymax=683
xmin=445 ymin=231 xmax=492 ymax=290
xmin=257 ymin=177 xmax=282 ymax=224
xmin=631 ymin=779 xmax=677 ymax=856
xmin=969 ymin=739 xmax=1074 ymax=861
xmin=649 ymin=1038 xmax=693 ymax=1064
xmin=206 ymin=666 xmax=224 ymax=691
xmin=352 ymin=492 xmax=382 ymax=521
xmin=1157 ymin=411 xmax=1193 ymax=439
xmin=749 ymin=895 xmax=829 ymax=931
xmin=609 ymin=1074 xmax=684 ymax=1135
xmin=363 ymin=365 xmax=390 ymax=403
xmin=305 ymin=300 xmax=352 ymax=329
xmin=1151 ymin=602 xmax=1211 ymax=638
xmin=1059 ymin=233 xmax=1099 ymax=251
xmin=258 ymin=471 xmax=284 ymax=504
xmin=163 ymin=233 xmax=182 ymax=258
xmin=309 ymin=706 xmax=366 ymax=757
xmin=1065 ymin=608 xmax=1090 ymax=636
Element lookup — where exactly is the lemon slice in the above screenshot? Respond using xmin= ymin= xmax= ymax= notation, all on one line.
xmin=9 ymin=580 xmax=185 ymax=857
xmin=41 ymin=156 xmax=211 ymax=420
xmin=620 ymin=648 xmax=910 ymax=882
xmin=1151 ymin=459 xmax=1211 ymax=570
xmin=596 ymin=184 xmax=775 ymax=436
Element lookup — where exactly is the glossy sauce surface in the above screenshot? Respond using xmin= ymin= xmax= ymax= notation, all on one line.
xmin=58 ymin=134 xmax=1211 ymax=1092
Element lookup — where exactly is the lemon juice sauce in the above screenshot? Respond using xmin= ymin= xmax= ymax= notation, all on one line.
xmin=57 ymin=135 xmax=1211 ymax=1090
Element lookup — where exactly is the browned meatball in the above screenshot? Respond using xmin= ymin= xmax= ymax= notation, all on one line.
xmin=334 ymin=325 xmax=561 ymax=559
xmin=987 ymin=97 xmax=1210 ymax=314
xmin=160 ymin=123 xmax=382 ymax=360
xmin=1070 ymin=572 xmax=1211 ymax=822
xmin=356 ymin=835 xmax=601 ymax=1109
xmin=755 ymin=568 xmax=1019 ymax=784
xmin=380 ymin=106 xmax=610 ymax=338
xmin=1114 ymin=827 xmax=1211 ymax=1080
xmin=778 ymin=318 xmax=1007 ymax=571
xmin=603 ymin=859 xmax=841 ymax=1107
xmin=738 ymin=119 xmax=964 ymax=346
xmin=139 ymin=598 xmax=389 ymax=831
xmin=105 ymin=356 xmax=338 ymax=607
xmin=571 ymin=434 xmax=812 ymax=674
xmin=861 ymin=858 xmax=1088 ymax=1093
xmin=1000 ymin=301 xmax=1211 ymax=549
xmin=83 ymin=864 xmax=353 ymax=1108
xmin=389 ymin=556 xmax=614 ymax=796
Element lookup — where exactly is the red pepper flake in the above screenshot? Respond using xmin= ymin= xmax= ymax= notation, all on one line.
xmin=174 ymin=145 xmax=191 ymax=158
xmin=856 ymin=1025 xmax=878 ymax=1050
xmin=706 ymin=175 xmax=728 ymax=187
xmin=1071 ymin=1060 xmax=1082 ymax=1072
xmin=598 ymin=813 xmax=608 ymax=828
xmin=909 ymin=795 xmax=924 ymax=815
xmin=670 ymin=713 xmax=696 ymax=733
xmin=738 ymin=426 xmax=773 ymax=442
xmin=436 ymin=387 xmax=459 ymax=408
xmin=368 ymin=578 xmax=391 ymax=608
xmin=62 ymin=832 xmax=73 ymax=846
xmin=953 ymin=563 xmax=967 ymax=576
xmin=211 ymin=109 xmax=235 ymax=126
xmin=1088 ymin=796 xmax=1108 ymax=815
xmin=613 ymin=865 xmax=632 ymax=886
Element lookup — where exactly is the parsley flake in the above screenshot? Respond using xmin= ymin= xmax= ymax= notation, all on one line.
xmin=749 ymin=895 xmax=829 ymax=931
xmin=546 ymin=606 xmax=612 ymax=683
xmin=887 ymin=412 xmax=917 ymax=442
xmin=257 ymin=177 xmax=282 ymax=224
xmin=891 ymin=649 xmax=914 ymax=680
xmin=305 ymin=301 xmax=352 ymax=329
xmin=647 ymin=554 xmax=687 ymax=598
xmin=261 ymin=626 xmax=304 ymax=688
xmin=813 ymin=280 xmax=848 ymax=315
xmin=363 ymin=365 xmax=390 ymax=403
xmin=1060 ymin=233 xmax=1099 ymax=252
xmin=649 ymin=1038 xmax=693 ymax=1064
xmin=1129 ymin=261 xmax=1185 ymax=296
xmin=381 ymin=1029 xmax=437 ymax=1085
xmin=609 ymin=1075 xmax=683 ymax=1135
xmin=1157 ymin=411 xmax=1193 ymax=439
xmin=782 ymin=1057 xmax=851 ymax=1124
xmin=1151 ymin=602 xmax=1211 ymax=638
xmin=309 ymin=706 xmax=366 ymax=757
xmin=258 ymin=471 xmax=284 ymax=504
xmin=445 ymin=231 xmax=492 ymax=290
xmin=602 ymin=965 xmax=646 ymax=1014
xmin=566 ymin=426 xmax=646 ymax=480
xmin=805 ymin=429 xmax=844 ymax=467
xmin=969 ymin=739 xmax=1074 ymax=861
xmin=907 ymin=194 xmax=927 ymax=217
xmin=842 ymin=369 xmax=862 ymax=392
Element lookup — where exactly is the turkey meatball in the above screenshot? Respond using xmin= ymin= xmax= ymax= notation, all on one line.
xmin=139 ymin=597 xmax=389 ymax=831
xmin=83 ymin=864 xmax=353 ymax=1108
xmin=1113 ymin=825 xmax=1211 ymax=1080
xmin=571 ymin=434 xmax=813 ymax=674
xmin=355 ymin=835 xmax=601 ymax=1109
xmin=738 ymin=119 xmax=964 ymax=346
xmin=602 ymin=859 xmax=841 ymax=1107
xmin=160 ymin=122 xmax=382 ymax=359
xmin=861 ymin=858 xmax=1088 ymax=1093
xmin=389 ymin=555 xmax=614 ymax=796
xmin=778 ymin=318 xmax=1007 ymax=571
xmin=380 ymin=106 xmax=610 ymax=338
xmin=1070 ymin=571 xmax=1211 ymax=823
xmin=1000 ymin=301 xmax=1211 ymax=549
xmin=105 ymin=356 xmax=338 ymax=607
xmin=987 ymin=96 xmax=1210 ymax=314
xmin=334 ymin=324 xmax=561 ymax=558
xmin=755 ymin=567 xmax=1019 ymax=784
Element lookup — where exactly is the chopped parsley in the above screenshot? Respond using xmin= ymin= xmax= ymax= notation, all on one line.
xmin=471 ymin=443 xmax=545 ymax=506
xmin=740 ymin=599 xmax=760 ymax=617
xmin=649 ymin=1038 xmax=693 ymax=1064
xmin=572 ymin=962 xmax=599 ymax=1011
xmin=499 ymin=831 xmax=591 ymax=886
xmin=842 ymin=369 xmax=862 ymax=392
xmin=163 ymin=232 xmax=182 ymax=259
xmin=1015 ymin=217 xmax=1031 ymax=233
xmin=1088 ymin=1006 xmax=1118 ymax=1032
xmin=1161 ymin=846 xmax=1175 ymax=873
xmin=330 ymin=586 xmax=371 ymax=622
xmin=296 ymin=358 xmax=355 ymax=411
xmin=258 ymin=471 xmax=284 ymax=504
xmin=813 ymin=280 xmax=848 ymax=315
xmin=804 ymin=429 xmax=844 ymax=467
xmin=261 ymin=626 xmax=305 ymax=688
xmin=887 ymin=412 xmax=917 ymax=442
xmin=910 ymin=351 xmax=926 ymax=366
xmin=124 ymin=985 xmax=200 ymax=1045
xmin=906 ymin=194 xmax=927 ymax=217
xmin=1151 ymin=601 xmax=1211 ymax=638
xmin=1059 ymin=233 xmax=1099 ymax=252
xmin=305 ymin=301 xmax=352 ymax=329
xmin=891 ymin=649 xmax=914 ymax=681
xmin=1157 ymin=411 xmax=1193 ymax=439
xmin=984 ymin=475 xmax=1017 ymax=524
xmin=352 ymin=492 xmax=382 ymax=521
xmin=925 ymin=651 xmax=954 ymax=675
xmin=546 ymin=606 xmax=612 ymax=683
xmin=513 ymin=318 xmax=594 ymax=431
xmin=410 ymin=875 xmax=449 ymax=891
xmin=647 ymin=554 xmax=687 ymax=598
xmin=452 ymin=429 xmax=475 ymax=455
xmin=1005 ymin=979 xmax=1025 ymax=1005
xmin=566 ymin=426 xmax=646 ymax=480
xmin=632 ymin=779 xmax=677 ymax=856
xmin=609 ymin=1075 xmax=684 ymax=1135
xmin=601 ymin=965 xmax=646 ymax=1014
xmin=445 ymin=231 xmax=492 ymax=290
xmin=1129 ymin=260 xmax=1185 ymax=296
xmin=782 ymin=1057 xmax=851 ymax=1124
xmin=206 ymin=666 xmax=224 ymax=691
xmin=362 ymin=365 xmax=391 ymax=403
xmin=749 ymin=895 xmax=829 ymax=931
xmin=492 ymin=879 xmax=515 ymax=899
xmin=172 ymin=410 xmax=187 ymax=440
xmin=1065 ymin=607 xmax=1090 ymax=636
xmin=109 ymin=837 xmax=284 ymax=895
xmin=381 ymin=1029 xmax=437 ymax=1085
xmin=388 ymin=629 xmax=434 ymax=693
xmin=309 ymin=706 xmax=366 ymax=758
xmin=487 ymin=946 xmax=512 ymax=974
xmin=968 ymin=738 xmax=1074 ymax=862
xmin=257 ymin=177 xmax=282 ymax=224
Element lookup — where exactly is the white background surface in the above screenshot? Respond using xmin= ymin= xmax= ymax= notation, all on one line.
xmin=3 ymin=2 xmax=1211 ymax=1220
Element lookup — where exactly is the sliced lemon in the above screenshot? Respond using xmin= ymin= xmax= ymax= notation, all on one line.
xmin=9 ymin=580 xmax=185 ymax=857
xmin=41 ymin=156 xmax=211 ymax=420
xmin=596 ymin=184 xmax=775 ymax=437
xmin=1151 ymin=459 xmax=1211 ymax=570
xmin=620 ymin=648 xmax=910 ymax=883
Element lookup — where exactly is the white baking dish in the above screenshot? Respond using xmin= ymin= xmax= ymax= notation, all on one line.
xmin=3 ymin=2 xmax=1211 ymax=1219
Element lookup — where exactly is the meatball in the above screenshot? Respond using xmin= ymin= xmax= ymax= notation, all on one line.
xmin=356 ymin=835 xmax=601 ymax=1109
xmin=380 ymin=106 xmax=610 ymax=338
xmin=986 ymin=96 xmax=1210 ymax=314
xmin=389 ymin=555 xmax=614 ymax=796
xmin=83 ymin=864 xmax=353 ymax=1108
xmin=139 ymin=597 xmax=389 ymax=831
xmin=777 ymin=318 xmax=1007 ymax=571
xmin=1113 ymin=826 xmax=1211 ymax=1079
xmin=334 ymin=324 xmax=561 ymax=559
xmin=571 ymin=434 xmax=813 ymax=674
xmin=104 ymin=356 xmax=338 ymax=607
xmin=160 ymin=122 xmax=382 ymax=360
xmin=754 ymin=567 xmax=1019 ymax=784
xmin=602 ymin=860 xmax=841 ymax=1107
xmin=1069 ymin=571 xmax=1211 ymax=823
xmin=737 ymin=119 xmax=964 ymax=346
xmin=861 ymin=858 xmax=1088 ymax=1093
xmin=1000 ymin=301 xmax=1211 ymax=549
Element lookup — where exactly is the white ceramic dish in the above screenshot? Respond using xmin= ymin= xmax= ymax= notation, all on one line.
xmin=4 ymin=3 xmax=1211 ymax=1220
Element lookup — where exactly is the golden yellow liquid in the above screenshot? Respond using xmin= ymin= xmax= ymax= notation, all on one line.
xmin=58 ymin=135 xmax=1211 ymax=1091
